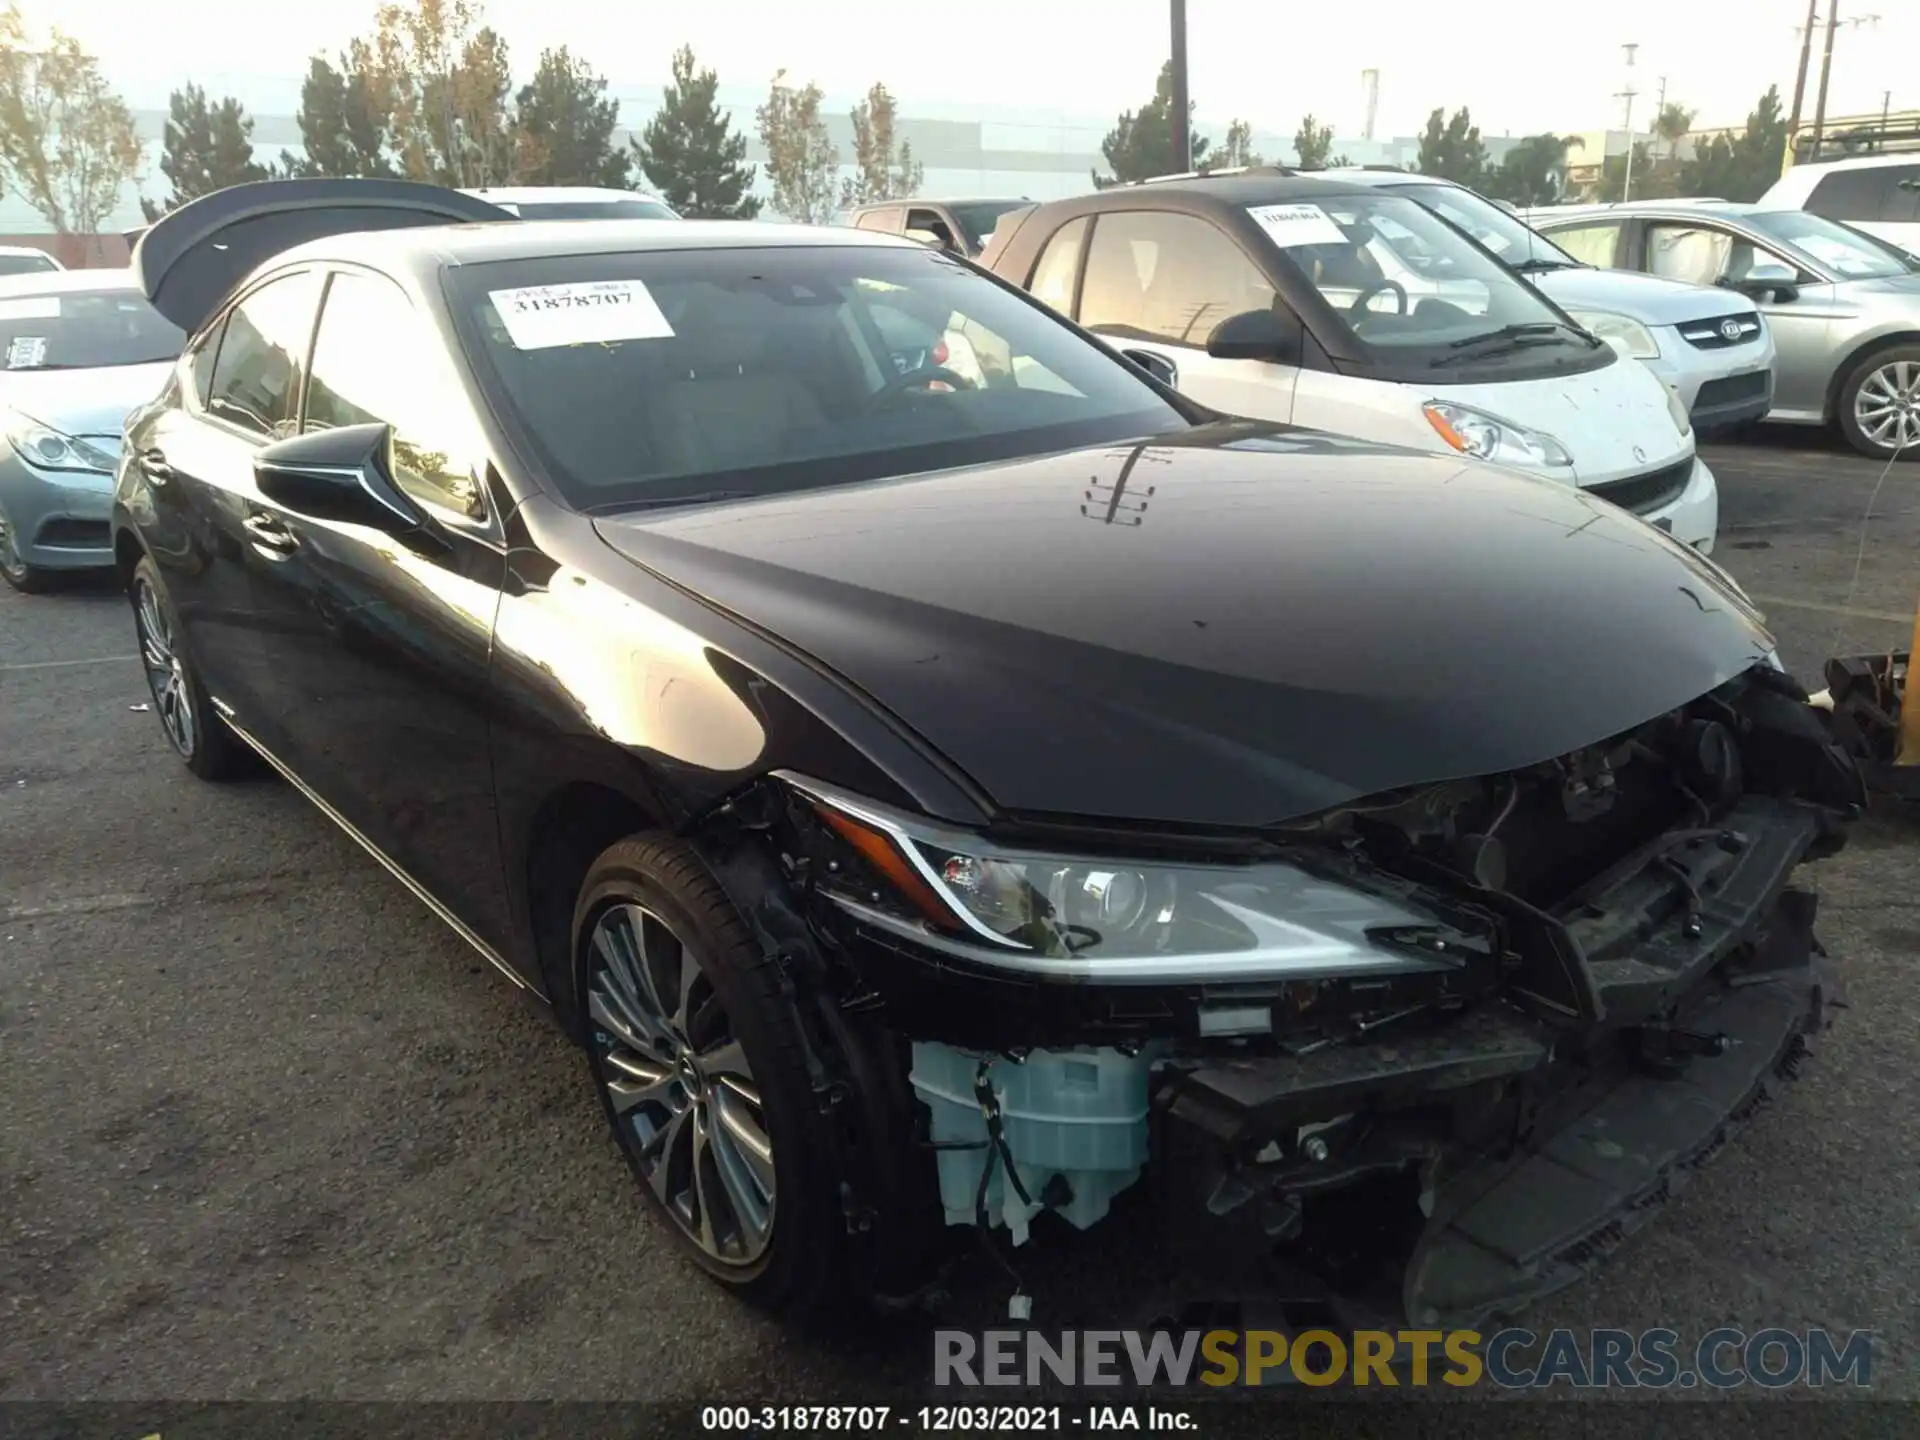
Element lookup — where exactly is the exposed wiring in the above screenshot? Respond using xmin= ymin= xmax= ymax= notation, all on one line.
xmin=970 ymin=1061 xmax=1029 ymax=1310
xmin=1831 ymin=434 xmax=1911 ymax=659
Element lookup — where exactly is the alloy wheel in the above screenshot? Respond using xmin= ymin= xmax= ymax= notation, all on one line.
xmin=134 ymin=577 xmax=196 ymax=758
xmin=586 ymin=901 xmax=777 ymax=1265
xmin=1855 ymin=359 xmax=1920 ymax=454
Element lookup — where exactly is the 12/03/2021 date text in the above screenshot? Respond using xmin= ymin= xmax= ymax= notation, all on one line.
xmin=700 ymin=1406 xmax=1200 ymax=1431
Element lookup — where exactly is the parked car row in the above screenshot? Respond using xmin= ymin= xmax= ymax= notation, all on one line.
xmin=35 ymin=176 xmax=1853 ymax=1332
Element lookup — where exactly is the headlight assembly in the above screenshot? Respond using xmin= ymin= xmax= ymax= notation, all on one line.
xmin=781 ymin=774 xmax=1472 ymax=983
xmin=4 ymin=410 xmax=115 ymax=474
xmin=1422 ymin=400 xmax=1573 ymax=471
xmin=1563 ymin=309 xmax=1661 ymax=360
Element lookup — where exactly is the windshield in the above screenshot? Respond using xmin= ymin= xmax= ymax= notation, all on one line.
xmin=948 ymin=201 xmax=1029 ymax=250
xmin=1253 ymin=192 xmax=1596 ymax=365
xmin=449 ymin=244 xmax=1189 ymax=511
xmin=1384 ymin=183 xmax=1578 ymax=270
xmin=0 ymin=288 xmax=184 ymax=370
xmin=508 ymin=199 xmax=679 ymax=221
xmin=1744 ymin=210 xmax=1910 ymax=279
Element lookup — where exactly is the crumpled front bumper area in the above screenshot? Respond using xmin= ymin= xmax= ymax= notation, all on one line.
xmin=1151 ymin=875 xmax=1836 ymax=1330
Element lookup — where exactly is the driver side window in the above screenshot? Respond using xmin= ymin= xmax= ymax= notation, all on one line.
xmin=1078 ymin=211 xmax=1277 ymax=348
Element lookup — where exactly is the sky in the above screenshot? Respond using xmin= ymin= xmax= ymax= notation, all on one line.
xmin=46 ymin=0 xmax=1920 ymax=138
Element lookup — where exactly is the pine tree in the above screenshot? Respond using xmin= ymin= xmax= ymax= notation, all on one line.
xmin=279 ymin=45 xmax=394 ymax=179
xmin=513 ymin=46 xmax=628 ymax=187
xmin=1092 ymin=61 xmax=1208 ymax=188
xmin=636 ymin=46 xmax=761 ymax=218
xmin=142 ymin=83 xmax=268 ymax=220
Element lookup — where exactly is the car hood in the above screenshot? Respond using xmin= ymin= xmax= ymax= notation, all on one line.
xmin=1533 ymin=266 xmax=1758 ymax=326
xmin=593 ymin=426 xmax=1776 ymax=829
xmin=0 ymin=360 xmax=173 ymax=439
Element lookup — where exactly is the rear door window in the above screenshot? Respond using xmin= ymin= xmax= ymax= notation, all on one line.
xmin=1077 ymin=211 xmax=1277 ymax=347
xmin=204 ymin=270 xmax=324 ymax=439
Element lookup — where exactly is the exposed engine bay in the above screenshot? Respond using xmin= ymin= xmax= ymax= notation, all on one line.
xmin=709 ymin=662 xmax=1863 ymax=1326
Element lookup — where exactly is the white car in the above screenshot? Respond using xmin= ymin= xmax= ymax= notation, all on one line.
xmin=461 ymin=185 xmax=680 ymax=221
xmin=983 ymin=173 xmax=1719 ymax=552
xmin=0 ymin=245 xmax=61 ymax=278
xmin=1324 ymin=168 xmax=1777 ymax=433
xmin=1760 ymin=154 xmax=1920 ymax=256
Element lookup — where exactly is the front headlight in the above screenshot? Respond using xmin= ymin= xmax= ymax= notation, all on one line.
xmin=4 ymin=410 xmax=115 ymax=473
xmin=784 ymin=775 xmax=1473 ymax=982
xmin=1563 ymin=309 xmax=1660 ymax=360
xmin=1422 ymin=400 xmax=1573 ymax=470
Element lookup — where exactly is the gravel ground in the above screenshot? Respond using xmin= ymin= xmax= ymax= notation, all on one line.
xmin=3 ymin=429 xmax=1917 ymax=1414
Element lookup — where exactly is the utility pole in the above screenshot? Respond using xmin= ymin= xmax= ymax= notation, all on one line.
xmin=1170 ymin=0 xmax=1190 ymax=176
xmin=1615 ymin=43 xmax=1640 ymax=202
xmin=1655 ymin=74 xmax=1668 ymax=161
xmin=1809 ymin=3 xmax=1840 ymax=163
xmin=1786 ymin=0 xmax=1818 ymax=137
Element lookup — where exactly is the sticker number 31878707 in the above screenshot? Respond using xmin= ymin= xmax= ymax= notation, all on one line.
xmin=488 ymin=280 xmax=676 ymax=350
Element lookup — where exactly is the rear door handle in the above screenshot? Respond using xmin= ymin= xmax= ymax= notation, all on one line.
xmin=138 ymin=447 xmax=173 ymax=483
xmin=242 ymin=510 xmax=300 ymax=556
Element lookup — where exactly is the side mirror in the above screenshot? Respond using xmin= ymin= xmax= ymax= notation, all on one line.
xmin=906 ymin=226 xmax=961 ymax=254
xmin=252 ymin=421 xmax=424 ymax=535
xmin=1729 ymin=263 xmax=1799 ymax=304
xmin=1206 ymin=308 xmax=1302 ymax=362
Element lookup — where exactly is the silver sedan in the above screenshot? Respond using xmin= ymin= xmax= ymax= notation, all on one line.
xmin=1522 ymin=200 xmax=1920 ymax=460
xmin=0 ymin=270 xmax=182 ymax=591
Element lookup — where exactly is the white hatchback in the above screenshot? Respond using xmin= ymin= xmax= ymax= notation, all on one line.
xmin=984 ymin=174 xmax=1718 ymax=551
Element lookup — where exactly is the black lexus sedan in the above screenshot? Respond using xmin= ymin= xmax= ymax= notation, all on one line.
xmin=113 ymin=178 xmax=1861 ymax=1327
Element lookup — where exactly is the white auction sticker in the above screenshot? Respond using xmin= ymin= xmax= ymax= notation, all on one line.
xmin=1246 ymin=203 xmax=1348 ymax=249
xmin=5 ymin=335 xmax=47 ymax=368
xmin=488 ymin=280 xmax=675 ymax=350
xmin=0 ymin=295 xmax=60 ymax=321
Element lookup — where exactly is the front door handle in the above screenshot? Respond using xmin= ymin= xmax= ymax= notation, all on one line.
xmin=242 ymin=511 xmax=300 ymax=556
xmin=138 ymin=447 xmax=173 ymax=484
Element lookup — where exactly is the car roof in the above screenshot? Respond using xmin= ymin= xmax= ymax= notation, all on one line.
xmin=852 ymin=197 xmax=1028 ymax=211
xmin=1309 ymin=168 xmax=1451 ymax=189
xmin=273 ymin=217 xmax=922 ymax=273
xmin=1763 ymin=152 xmax=1920 ymax=204
xmin=1527 ymin=200 xmax=1762 ymax=221
xmin=463 ymin=185 xmax=671 ymax=204
xmin=0 ymin=266 xmax=138 ymax=295
xmin=1022 ymin=172 xmax=1388 ymax=223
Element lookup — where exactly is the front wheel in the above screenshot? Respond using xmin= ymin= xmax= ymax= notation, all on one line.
xmin=574 ymin=836 xmax=844 ymax=1315
xmin=1837 ymin=346 xmax=1920 ymax=461
xmin=130 ymin=556 xmax=254 ymax=780
xmin=0 ymin=504 xmax=51 ymax=593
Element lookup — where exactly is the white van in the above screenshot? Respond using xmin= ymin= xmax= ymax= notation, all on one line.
xmin=983 ymin=173 xmax=1717 ymax=552
xmin=1760 ymin=154 xmax=1920 ymax=256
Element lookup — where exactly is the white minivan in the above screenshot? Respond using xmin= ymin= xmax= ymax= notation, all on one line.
xmin=981 ymin=173 xmax=1718 ymax=552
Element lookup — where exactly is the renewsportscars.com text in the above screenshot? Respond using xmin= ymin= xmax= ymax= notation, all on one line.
xmin=933 ymin=1327 xmax=1874 ymax=1390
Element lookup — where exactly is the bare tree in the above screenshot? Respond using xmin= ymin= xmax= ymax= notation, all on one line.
xmin=374 ymin=0 xmax=514 ymax=185
xmin=0 ymin=3 xmax=141 ymax=234
xmin=755 ymin=70 xmax=838 ymax=223
xmin=841 ymin=82 xmax=921 ymax=207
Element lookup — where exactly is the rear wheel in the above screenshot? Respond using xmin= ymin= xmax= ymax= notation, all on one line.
xmin=131 ymin=556 xmax=253 ymax=780
xmin=0 ymin=504 xmax=50 ymax=593
xmin=1837 ymin=345 xmax=1920 ymax=460
xmin=574 ymin=836 xmax=844 ymax=1315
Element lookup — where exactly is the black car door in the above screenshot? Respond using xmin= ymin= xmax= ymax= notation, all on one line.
xmin=134 ymin=268 xmax=325 ymax=735
xmin=245 ymin=264 xmax=513 ymax=950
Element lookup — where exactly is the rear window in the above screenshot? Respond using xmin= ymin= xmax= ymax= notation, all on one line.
xmin=1806 ymin=165 xmax=1920 ymax=223
xmin=446 ymin=244 xmax=1186 ymax=512
xmin=0 ymin=288 xmax=184 ymax=370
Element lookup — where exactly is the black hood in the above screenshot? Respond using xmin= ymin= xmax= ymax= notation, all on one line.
xmin=593 ymin=427 xmax=1775 ymax=829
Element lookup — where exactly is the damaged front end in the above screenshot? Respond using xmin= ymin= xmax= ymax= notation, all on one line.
xmin=730 ymin=662 xmax=1862 ymax=1327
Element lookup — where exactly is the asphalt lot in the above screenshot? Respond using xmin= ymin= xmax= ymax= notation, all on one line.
xmin=4 ymin=429 xmax=1919 ymax=1407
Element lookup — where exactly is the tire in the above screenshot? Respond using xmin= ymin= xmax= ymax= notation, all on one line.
xmin=130 ymin=556 xmax=254 ymax=781
xmin=574 ymin=835 xmax=843 ymax=1315
xmin=1836 ymin=344 xmax=1920 ymax=461
xmin=0 ymin=504 xmax=51 ymax=593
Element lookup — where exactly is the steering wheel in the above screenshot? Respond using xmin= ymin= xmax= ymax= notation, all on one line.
xmin=867 ymin=363 xmax=975 ymax=406
xmin=1347 ymin=280 xmax=1409 ymax=318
